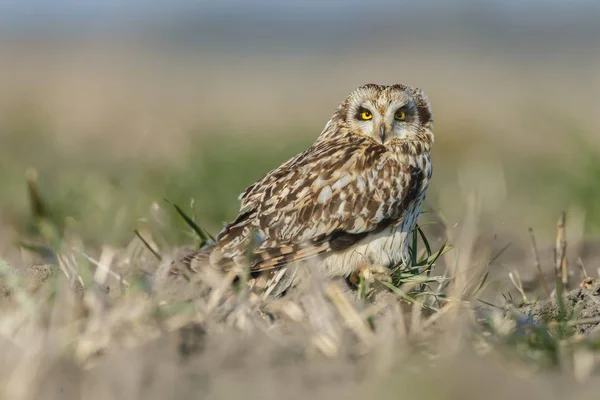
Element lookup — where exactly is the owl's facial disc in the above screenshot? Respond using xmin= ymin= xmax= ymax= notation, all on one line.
xmin=354 ymin=105 xmax=382 ymax=142
xmin=353 ymin=101 xmax=418 ymax=144
xmin=387 ymin=101 xmax=419 ymax=142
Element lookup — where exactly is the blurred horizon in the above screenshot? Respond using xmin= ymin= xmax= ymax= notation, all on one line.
xmin=2 ymin=1 xmax=600 ymax=51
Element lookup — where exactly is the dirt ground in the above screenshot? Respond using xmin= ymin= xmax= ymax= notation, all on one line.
xmin=519 ymin=281 xmax=600 ymax=336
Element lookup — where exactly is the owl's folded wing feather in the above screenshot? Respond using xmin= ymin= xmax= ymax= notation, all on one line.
xmin=212 ymin=136 xmax=426 ymax=272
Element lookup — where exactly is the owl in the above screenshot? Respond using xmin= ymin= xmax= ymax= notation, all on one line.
xmin=176 ymin=84 xmax=434 ymax=291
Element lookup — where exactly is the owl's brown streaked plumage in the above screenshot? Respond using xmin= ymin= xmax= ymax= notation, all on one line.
xmin=180 ymin=84 xmax=434 ymax=288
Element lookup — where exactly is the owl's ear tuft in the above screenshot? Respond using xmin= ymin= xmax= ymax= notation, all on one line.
xmin=413 ymin=88 xmax=433 ymax=127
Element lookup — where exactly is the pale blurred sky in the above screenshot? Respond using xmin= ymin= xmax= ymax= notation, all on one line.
xmin=0 ymin=1 xmax=598 ymax=51
xmin=1 ymin=1 xmax=598 ymax=24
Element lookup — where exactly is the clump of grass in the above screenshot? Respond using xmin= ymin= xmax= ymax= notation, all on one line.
xmin=373 ymin=223 xmax=451 ymax=313
xmin=477 ymin=211 xmax=600 ymax=379
xmin=3 ymin=158 xmax=600 ymax=398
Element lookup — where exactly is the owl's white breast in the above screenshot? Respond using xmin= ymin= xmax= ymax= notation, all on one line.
xmin=313 ymin=151 xmax=431 ymax=277
xmin=317 ymin=195 xmax=424 ymax=277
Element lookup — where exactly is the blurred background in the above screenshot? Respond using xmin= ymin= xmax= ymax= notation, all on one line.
xmin=0 ymin=0 xmax=599 ymax=256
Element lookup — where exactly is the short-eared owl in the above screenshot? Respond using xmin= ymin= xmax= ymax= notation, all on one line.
xmin=179 ymin=84 xmax=434 ymax=288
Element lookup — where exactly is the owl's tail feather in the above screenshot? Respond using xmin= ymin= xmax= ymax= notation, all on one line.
xmin=169 ymin=245 xmax=301 ymax=298
xmin=169 ymin=245 xmax=215 ymax=277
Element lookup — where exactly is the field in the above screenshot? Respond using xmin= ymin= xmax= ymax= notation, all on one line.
xmin=1 ymin=15 xmax=600 ymax=399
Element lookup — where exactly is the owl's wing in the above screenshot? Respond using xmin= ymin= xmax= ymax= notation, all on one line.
xmin=212 ymin=135 xmax=426 ymax=271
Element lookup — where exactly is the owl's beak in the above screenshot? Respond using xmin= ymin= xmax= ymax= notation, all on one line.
xmin=379 ymin=125 xmax=386 ymax=144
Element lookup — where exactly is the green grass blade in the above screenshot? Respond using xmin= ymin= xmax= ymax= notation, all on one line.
xmin=19 ymin=241 xmax=58 ymax=264
xmin=164 ymin=198 xmax=215 ymax=244
xmin=26 ymin=168 xmax=47 ymax=220
xmin=410 ymin=226 xmax=418 ymax=265
xmin=472 ymin=271 xmax=490 ymax=297
xmin=416 ymin=225 xmax=432 ymax=257
xmin=488 ymin=242 xmax=511 ymax=265
xmin=134 ymin=230 xmax=162 ymax=261
xmin=381 ymin=281 xmax=420 ymax=304
xmin=426 ymin=240 xmax=451 ymax=266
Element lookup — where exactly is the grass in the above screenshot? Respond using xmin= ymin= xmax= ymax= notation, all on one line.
xmin=2 ymin=104 xmax=600 ymax=399
xmin=2 ymin=156 xmax=600 ymax=399
xmin=0 ymin=116 xmax=318 ymax=248
xmin=527 ymin=136 xmax=600 ymax=235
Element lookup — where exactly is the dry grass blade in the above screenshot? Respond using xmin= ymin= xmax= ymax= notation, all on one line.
xmin=555 ymin=211 xmax=568 ymax=289
xmin=437 ymin=192 xmax=481 ymax=354
xmin=577 ymin=257 xmax=589 ymax=279
xmin=567 ymin=316 xmax=600 ymax=327
xmin=325 ymin=283 xmax=374 ymax=349
xmin=393 ymin=302 xmax=408 ymax=341
xmin=421 ymin=301 xmax=458 ymax=331
xmin=508 ymin=270 xmax=527 ymax=303
xmin=409 ymin=300 xmax=422 ymax=336
xmin=56 ymin=254 xmax=84 ymax=291
xmin=205 ymin=269 xmax=238 ymax=315
xmin=92 ymin=246 xmax=115 ymax=286
xmin=80 ymin=249 xmax=130 ymax=287
xmin=528 ymin=227 xmax=551 ymax=298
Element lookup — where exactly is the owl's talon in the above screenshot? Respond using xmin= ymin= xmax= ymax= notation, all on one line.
xmin=354 ymin=264 xmax=393 ymax=285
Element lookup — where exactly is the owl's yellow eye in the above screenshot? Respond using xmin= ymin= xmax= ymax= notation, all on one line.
xmin=360 ymin=110 xmax=373 ymax=120
xmin=395 ymin=111 xmax=406 ymax=121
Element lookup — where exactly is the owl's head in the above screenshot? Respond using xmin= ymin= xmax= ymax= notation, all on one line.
xmin=323 ymin=84 xmax=434 ymax=149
